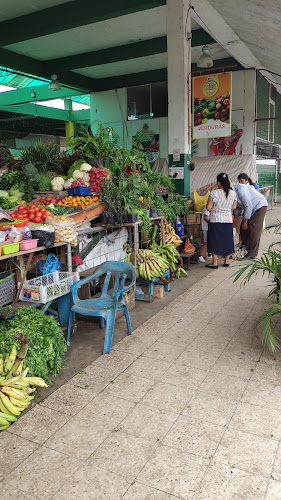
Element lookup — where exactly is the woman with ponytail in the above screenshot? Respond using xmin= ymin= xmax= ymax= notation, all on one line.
xmin=205 ymin=173 xmax=237 ymax=268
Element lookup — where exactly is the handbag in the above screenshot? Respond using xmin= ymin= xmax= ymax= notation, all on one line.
xmin=183 ymin=238 xmax=196 ymax=254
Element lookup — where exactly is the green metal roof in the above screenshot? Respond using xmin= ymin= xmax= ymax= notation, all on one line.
xmin=0 ymin=67 xmax=90 ymax=105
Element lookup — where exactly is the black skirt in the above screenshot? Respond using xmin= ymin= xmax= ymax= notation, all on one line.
xmin=207 ymin=222 xmax=234 ymax=257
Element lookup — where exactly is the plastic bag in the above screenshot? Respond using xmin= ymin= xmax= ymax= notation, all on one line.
xmin=30 ymin=223 xmax=55 ymax=248
xmin=46 ymin=216 xmax=78 ymax=247
xmin=9 ymin=226 xmax=23 ymax=242
xmin=183 ymin=238 xmax=195 ymax=254
xmin=194 ymin=190 xmax=210 ymax=213
xmin=36 ymin=254 xmax=61 ymax=275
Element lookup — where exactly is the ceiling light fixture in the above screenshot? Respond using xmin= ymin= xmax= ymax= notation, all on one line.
xmin=197 ymin=45 xmax=213 ymax=69
xmin=48 ymin=74 xmax=61 ymax=91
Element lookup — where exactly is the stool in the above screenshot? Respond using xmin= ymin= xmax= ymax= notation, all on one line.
xmin=136 ymin=270 xmax=171 ymax=302
xmin=180 ymin=251 xmax=199 ymax=270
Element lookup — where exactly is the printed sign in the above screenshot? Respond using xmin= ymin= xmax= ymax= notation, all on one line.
xmin=169 ymin=167 xmax=184 ymax=179
xmin=193 ymin=72 xmax=231 ymax=139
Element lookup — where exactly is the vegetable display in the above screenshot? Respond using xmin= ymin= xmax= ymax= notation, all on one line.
xmin=0 ymin=336 xmax=48 ymax=430
xmin=58 ymin=195 xmax=100 ymax=209
xmin=0 ymin=307 xmax=67 ymax=382
xmin=10 ymin=204 xmax=52 ymax=223
xmin=194 ymin=95 xmax=230 ymax=126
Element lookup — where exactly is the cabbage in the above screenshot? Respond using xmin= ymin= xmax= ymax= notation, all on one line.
xmin=9 ymin=187 xmax=24 ymax=199
xmin=0 ymin=190 xmax=9 ymax=198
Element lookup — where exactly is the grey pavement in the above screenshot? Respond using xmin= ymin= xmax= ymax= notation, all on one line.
xmin=1 ymin=205 xmax=281 ymax=499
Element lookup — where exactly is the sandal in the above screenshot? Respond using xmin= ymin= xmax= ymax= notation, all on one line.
xmin=205 ymin=265 xmax=218 ymax=269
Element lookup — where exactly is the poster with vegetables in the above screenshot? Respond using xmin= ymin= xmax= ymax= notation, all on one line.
xmin=193 ymin=72 xmax=231 ymax=139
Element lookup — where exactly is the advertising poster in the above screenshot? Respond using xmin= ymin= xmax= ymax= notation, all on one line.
xmin=193 ymin=72 xmax=231 ymax=139
xmin=132 ymin=122 xmax=159 ymax=164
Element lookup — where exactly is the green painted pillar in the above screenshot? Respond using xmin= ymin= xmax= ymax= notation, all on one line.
xmin=167 ymin=0 xmax=192 ymax=198
xmin=64 ymin=98 xmax=74 ymax=146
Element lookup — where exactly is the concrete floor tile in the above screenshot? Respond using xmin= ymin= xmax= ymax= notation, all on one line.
xmin=160 ymin=363 xmax=207 ymax=388
xmin=183 ymin=394 xmax=238 ymax=426
xmin=194 ymin=462 xmax=268 ymax=499
xmin=104 ymin=372 xmax=154 ymax=403
xmin=76 ymin=392 xmax=135 ymax=427
xmin=141 ymin=382 xmax=195 ymax=413
xmin=5 ymin=446 xmax=80 ymax=499
xmin=88 ymin=429 xmax=157 ymax=482
xmin=272 ymin=444 xmax=281 ymax=481
xmin=118 ymin=403 xmax=178 ymax=442
xmin=210 ymin=354 xmax=258 ymax=380
xmin=39 ymin=383 xmax=95 ymax=416
xmin=163 ymin=415 xmax=225 ymax=459
xmin=142 ymin=341 xmax=186 ymax=362
xmin=49 ymin=464 xmax=129 ymax=499
xmin=159 ymin=326 xmax=197 ymax=346
xmin=231 ymin=402 xmax=281 ymax=440
xmin=0 ymin=432 xmax=38 ymax=481
xmin=242 ymin=380 xmax=281 ymax=410
xmin=69 ymin=364 xmax=116 ymax=392
xmin=1 ymin=483 xmax=38 ymax=500
xmin=123 ymin=482 xmax=180 ymax=499
xmin=198 ymin=372 xmax=248 ymax=400
xmin=251 ymin=360 xmax=281 ymax=385
xmin=137 ymin=445 xmax=209 ymax=498
xmin=214 ymin=428 xmax=278 ymax=476
xmin=222 ymin=344 xmax=264 ymax=361
xmin=266 ymin=479 xmax=281 ymax=499
xmin=93 ymin=350 xmax=138 ymax=374
xmin=175 ymin=348 xmax=219 ymax=371
xmin=124 ymin=355 xmax=171 ymax=380
xmin=112 ymin=335 xmax=155 ymax=355
xmin=7 ymin=405 xmax=70 ymax=444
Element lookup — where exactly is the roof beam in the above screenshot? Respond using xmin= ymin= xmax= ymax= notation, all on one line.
xmin=44 ymin=37 xmax=167 ymax=73
xmin=94 ymin=68 xmax=167 ymax=92
xmin=45 ymin=29 xmax=215 ymax=73
xmin=0 ymin=0 xmax=166 ymax=47
xmin=0 ymin=85 xmax=84 ymax=106
xmin=0 ymin=103 xmax=69 ymax=121
xmin=0 ymin=48 xmax=96 ymax=92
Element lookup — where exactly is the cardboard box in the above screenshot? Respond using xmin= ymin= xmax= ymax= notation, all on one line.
xmin=140 ymin=285 xmax=165 ymax=299
xmin=185 ymin=213 xmax=201 ymax=225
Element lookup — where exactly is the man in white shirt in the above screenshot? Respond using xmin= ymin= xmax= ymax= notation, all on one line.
xmin=232 ymin=183 xmax=268 ymax=258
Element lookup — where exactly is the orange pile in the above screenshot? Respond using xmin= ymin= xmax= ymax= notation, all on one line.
xmin=58 ymin=195 xmax=100 ymax=210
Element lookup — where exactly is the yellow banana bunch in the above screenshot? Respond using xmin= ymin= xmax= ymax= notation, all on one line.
xmin=0 ymin=342 xmax=48 ymax=430
xmin=164 ymin=221 xmax=182 ymax=247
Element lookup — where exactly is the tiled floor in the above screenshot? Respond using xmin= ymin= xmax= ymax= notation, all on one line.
xmin=1 ymin=207 xmax=281 ymax=499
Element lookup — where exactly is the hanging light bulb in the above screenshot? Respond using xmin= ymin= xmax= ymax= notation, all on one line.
xmin=197 ymin=46 xmax=213 ymax=69
xmin=48 ymin=74 xmax=61 ymax=91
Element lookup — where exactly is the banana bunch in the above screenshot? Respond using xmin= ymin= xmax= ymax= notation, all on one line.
xmin=164 ymin=221 xmax=182 ymax=247
xmin=150 ymin=242 xmax=188 ymax=278
xmin=0 ymin=339 xmax=48 ymax=430
xmin=126 ymin=248 xmax=169 ymax=280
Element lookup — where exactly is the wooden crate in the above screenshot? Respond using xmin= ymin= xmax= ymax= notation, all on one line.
xmin=185 ymin=213 xmax=201 ymax=225
xmin=186 ymin=225 xmax=202 ymax=238
xmin=140 ymin=284 xmax=165 ymax=299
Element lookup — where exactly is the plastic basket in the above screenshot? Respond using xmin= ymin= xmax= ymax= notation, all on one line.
xmin=1 ymin=242 xmax=20 ymax=255
xmin=0 ymin=272 xmax=16 ymax=306
xmin=19 ymin=271 xmax=80 ymax=304
xmin=67 ymin=186 xmax=91 ymax=196
xmin=19 ymin=239 xmax=38 ymax=251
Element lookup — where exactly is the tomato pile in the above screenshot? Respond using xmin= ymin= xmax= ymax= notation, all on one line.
xmin=10 ymin=204 xmax=52 ymax=223
xmin=34 ymin=194 xmax=61 ymax=206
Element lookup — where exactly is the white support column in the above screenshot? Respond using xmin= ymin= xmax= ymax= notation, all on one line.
xmin=243 ymin=69 xmax=256 ymax=155
xmin=167 ymin=0 xmax=192 ymax=196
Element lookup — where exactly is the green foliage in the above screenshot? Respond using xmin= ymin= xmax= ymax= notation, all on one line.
xmin=154 ymin=194 xmax=190 ymax=221
xmin=0 ymin=171 xmax=35 ymax=202
xmin=21 ymin=141 xmax=62 ymax=174
xmin=22 ymin=163 xmax=41 ymax=180
xmin=69 ymin=124 xmax=117 ymax=165
xmin=258 ymin=305 xmax=281 ymax=352
xmin=37 ymin=173 xmax=52 ymax=191
xmin=0 ymin=142 xmax=13 ymax=168
xmin=0 ymin=308 xmax=67 ymax=382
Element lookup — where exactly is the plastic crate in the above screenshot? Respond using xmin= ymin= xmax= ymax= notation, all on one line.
xmin=19 ymin=270 xmax=80 ymax=304
xmin=1 ymin=242 xmax=20 ymax=255
xmin=67 ymin=186 xmax=91 ymax=196
xmin=0 ymin=272 xmax=16 ymax=306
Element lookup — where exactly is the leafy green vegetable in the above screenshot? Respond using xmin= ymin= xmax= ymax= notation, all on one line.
xmin=37 ymin=174 xmax=52 ymax=191
xmin=10 ymin=187 xmax=24 ymax=200
xmin=0 ymin=307 xmax=67 ymax=382
xmin=22 ymin=163 xmax=40 ymax=180
xmin=0 ymin=171 xmax=35 ymax=202
xmin=0 ymin=190 xmax=9 ymax=198
xmin=0 ymin=197 xmax=15 ymax=210
xmin=67 ymin=159 xmax=85 ymax=179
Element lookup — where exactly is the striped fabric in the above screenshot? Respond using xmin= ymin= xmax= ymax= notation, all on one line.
xmin=191 ymin=154 xmax=256 ymax=196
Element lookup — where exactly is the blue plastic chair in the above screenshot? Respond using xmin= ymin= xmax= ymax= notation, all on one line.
xmin=67 ymin=261 xmax=136 ymax=354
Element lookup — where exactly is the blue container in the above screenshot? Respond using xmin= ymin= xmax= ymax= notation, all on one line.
xmin=67 ymin=186 xmax=91 ymax=196
xmin=177 ymin=221 xmax=182 ymax=237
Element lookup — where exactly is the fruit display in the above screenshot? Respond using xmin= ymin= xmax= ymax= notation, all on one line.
xmin=10 ymin=204 xmax=52 ymax=223
xmin=150 ymin=241 xmax=188 ymax=278
xmin=125 ymin=248 xmax=169 ymax=280
xmin=34 ymin=194 xmax=61 ymax=206
xmin=58 ymin=195 xmax=100 ymax=210
xmin=0 ymin=334 xmax=47 ymax=430
xmin=164 ymin=221 xmax=183 ymax=246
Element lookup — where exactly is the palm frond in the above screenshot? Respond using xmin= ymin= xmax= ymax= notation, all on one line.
xmin=258 ymin=305 xmax=281 ymax=352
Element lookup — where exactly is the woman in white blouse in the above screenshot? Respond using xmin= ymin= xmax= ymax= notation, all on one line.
xmin=206 ymin=173 xmax=237 ymax=268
